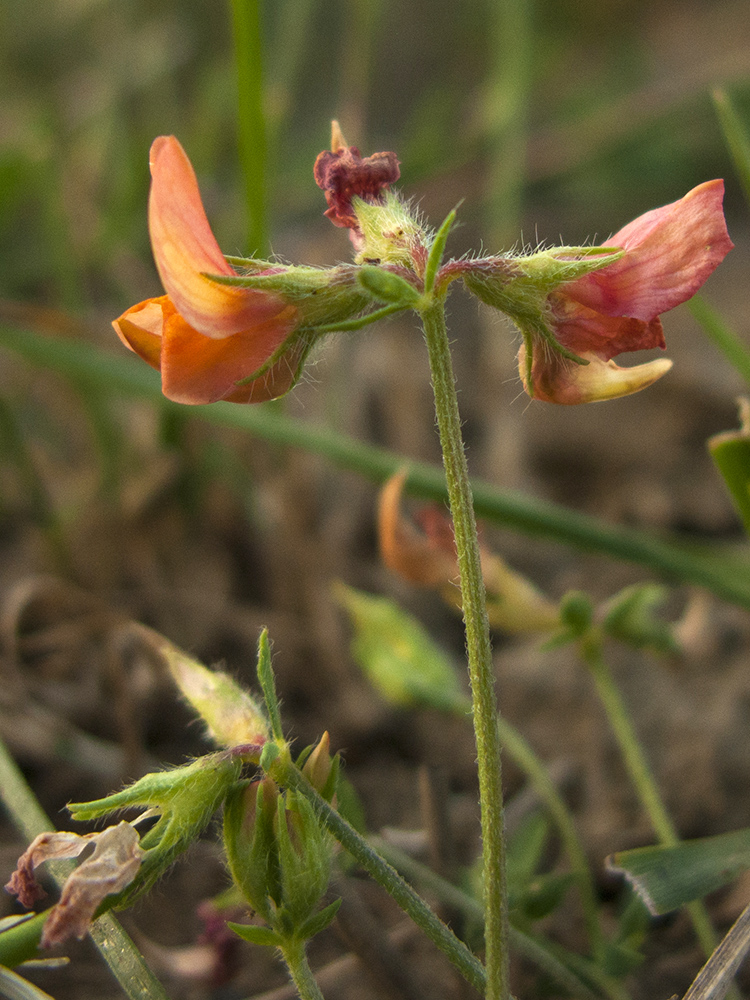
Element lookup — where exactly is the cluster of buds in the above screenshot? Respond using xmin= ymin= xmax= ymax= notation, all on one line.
xmin=114 ymin=123 xmax=731 ymax=407
xmin=223 ymin=734 xmax=341 ymax=948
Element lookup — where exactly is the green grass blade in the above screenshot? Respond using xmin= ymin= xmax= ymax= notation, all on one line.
xmin=230 ymin=0 xmax=268 ymax=256
xmin=3 ymin=323 xmax=750 ymax=609
xmin=713 ymin=88 xmax=750 ymax=208
xmin=610 ymin=828 xmax=750 ymax=915
xmin=689 ymin=296 xmax=750 ymax=386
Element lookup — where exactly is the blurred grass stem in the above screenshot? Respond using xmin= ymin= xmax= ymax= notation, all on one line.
xmin=4 ymin=324 xmax=750 ymax=610
xmin=230 ymin=0 xmax=269 ymax=256
xmin=582 ymin=635 xmax=729 ymax=979
xmin=688 ymin=296 xmax=750 ymax=386
xmin=420 ymin=297 xmax=509 ymax=1000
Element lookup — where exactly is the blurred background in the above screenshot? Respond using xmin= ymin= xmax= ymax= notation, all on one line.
xmin=2 ymin=1 xmax=750 ymax=998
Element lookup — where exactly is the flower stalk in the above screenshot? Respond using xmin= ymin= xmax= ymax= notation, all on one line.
xmin=418 ymin=295 xmax=509 ymax=1000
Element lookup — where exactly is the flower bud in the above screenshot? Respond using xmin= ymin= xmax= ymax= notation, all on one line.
xmin=223 ymin=778 xmax=337 ymax=941
xmin=145 ymin=628 xmax=269 ymax=751
xmin=300 ymin=732 xmax=338 ymax=802
xmin=223 ymin=778 xmax=281 ymax=922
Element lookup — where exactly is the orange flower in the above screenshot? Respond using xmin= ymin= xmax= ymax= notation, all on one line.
xmin=113 ymin=136 xmax=301 ymax=404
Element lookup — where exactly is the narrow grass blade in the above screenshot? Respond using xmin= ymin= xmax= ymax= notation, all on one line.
xmin=610 ymin=828 xmax=750 ymax=915
xmin=713 ymin=88 xmax=750 ymax=208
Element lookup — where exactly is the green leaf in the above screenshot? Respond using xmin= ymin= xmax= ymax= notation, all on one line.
xmin=713 ymin=88 xmax=750 ymax=208
xmin=506 ymin=812 xmax=549 ymax=891
xmin=357 ymin=266 xmax=422 ymax=307
xmin=602 ymin=583 xmax=679 ymax=656
xmin=709 ymin=400 xmax=750 ymax=537
xmin=297 ymin=898 xmax=342 ymax=940
xmin=256 ymin=629 xmax=284 ymax=740
xmin=228 ymin=923 xmax=281 ymax=948
xmin=334 ymin=583 xmax=470 ymax=713
xmin=609 ymin=827 xmax=750 ymax=914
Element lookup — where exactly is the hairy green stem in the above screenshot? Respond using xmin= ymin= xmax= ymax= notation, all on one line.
xmin=419 ymin=298 xmax=509 ymax=1000
xmin=282 ymin=766 xmax=486 ymax=995
xmin=280 ymin=938 xmax=326 ymax=1000
xmin=372 ymin=837 xmax=626 ymax=1000
xmin=582 ymin=637 xmax=723 ymax=968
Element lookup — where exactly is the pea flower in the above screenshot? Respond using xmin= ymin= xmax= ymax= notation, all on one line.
xmin=113 ymin=136 xmax=368 ymax=404
xmin=464 ymin=180 xmax=733 ymax=403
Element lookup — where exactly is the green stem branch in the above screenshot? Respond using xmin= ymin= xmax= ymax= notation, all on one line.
xmin=420 ymin=298 xmax=509 ymax=1000
xmin=280 ymin=938 xmax=326 ymax=1000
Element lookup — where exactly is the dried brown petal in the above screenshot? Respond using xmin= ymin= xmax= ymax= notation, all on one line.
xmin=41 ymin=822 xmax=144 ymax=948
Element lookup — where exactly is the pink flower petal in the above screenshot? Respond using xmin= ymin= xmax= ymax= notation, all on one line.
xmin=563 ymin=180 xmax=733 ymax=321
xmin=148 ymin=136 xmax=289 ymax=339
xmin=549 ymin=292 xmax=666 ymax=361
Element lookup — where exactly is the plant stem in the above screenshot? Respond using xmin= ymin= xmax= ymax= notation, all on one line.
xmin=283 ymin=766 xmax=487 ymax=995
xmin=419 ymin=297 xmax=509 ymax=1000
xmin=280 ymin=937 xmax=326 ymax=1000
xmin=582 ymin=636 xmax=723 ymax=966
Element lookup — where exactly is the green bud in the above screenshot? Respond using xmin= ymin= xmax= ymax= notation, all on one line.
xmin=276 ymin=794 xmax=335 ymax=928
xmin=300 ymin=732 xmax=339 ymax=802
xmin=149 ymin=630 xmax=269 ymax=751
xmin=68 ymin=753 xmax=242 ymax=904
xmin=224 ymin=778 xmax=282 ymax=921
xmin=357 ymin=265 xmax=421 ymax=307
xmin=352 ymin=191 xmax=428 ymax=269
xmin=559 ymin=591 xmax=594 ymax=638
xmin=223 ymin=777 xmax=336 ymax=941
xmin=463 ymin=246 xmax=624 ymax=323
xmin=602 ymin=584 xmax=679 ymax=656
xmin=206 ymin=264 xmax=372 ymax=329
xmin=334 ymin=583 xmax=469 ymax=714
